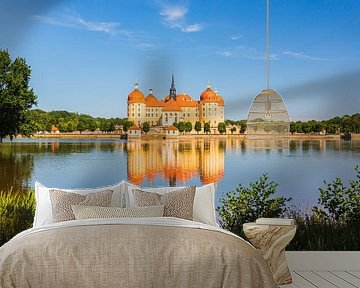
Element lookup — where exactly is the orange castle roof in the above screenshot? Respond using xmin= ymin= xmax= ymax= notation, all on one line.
xmin=128 ymin=125 xmax=141 ymax=130
xmin=176 ymin=93 xmax=198 ymax=107
xmin=200 ymin=89 xmax=218 ymax=103
xmin=216 ymin=95 xmax=224 ymax=106
xmin=128 ymin=90 xmax=145 ymax=103
xmin=162 ymin=98 xmax=182 ymax=112
xmin=166 ymin=125 xmax=178 ymax=131
xmin=145 ymin=94 xmax=164 ymax=107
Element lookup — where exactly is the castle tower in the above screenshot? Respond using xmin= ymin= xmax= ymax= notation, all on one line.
xmin=169 ymin=74 xmax=176 ymax=100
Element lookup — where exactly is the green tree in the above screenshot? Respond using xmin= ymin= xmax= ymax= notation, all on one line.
xmin=230 ymin=126 xmax=236 ymax=134
xmin=66 ymin=121 xmax=75 ymax=132
xmin=302 ymin=122 xmax=311 ymax=134
xmin=77 ymin=121 xmax=86 ymax=133
xmin=122 ymin=121 xmax=133 ymax=132
xmin=195 ymin=121 xmax=201 ymax=134
xmin=0 ymin=50 xmax=37 ymax=141
xmin=100 ymin=121 xmax=110 ymax=132
xmin=185 ymin=121 xmax=192 ymax=133
xmin=142 ymin=122 xmax=150 ymax=133
xmin=108 ymin=122 xmax=115 ymax=132
xmin=217 ymin=174 xmax=291 ymax=235
xmin=238 ymin=120 xmax=247 ymax=134
xmin=88 ymin=121 xmax=97 ymax=132
xmin=290 ymin=123 xmax=296 ymax=134
xmin=218 ymin=122 xmax=226 ymax=134
xmin=204 ymin=122 xmax=210 ymax=134
xmin=178 ymin=122 xmax=185 ymax=133
xmin=57 ymin=122 xmax=67 ymax=132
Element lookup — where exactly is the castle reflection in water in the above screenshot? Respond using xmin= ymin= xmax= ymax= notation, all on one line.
xmin=126 ymin=139 xmax=228 ymax=186
xmin=126 ymin=137 xmax=295 ymax=186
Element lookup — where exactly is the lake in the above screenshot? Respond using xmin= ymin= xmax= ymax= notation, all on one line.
xmin=0 ymin=138 xmax=359 ymax=209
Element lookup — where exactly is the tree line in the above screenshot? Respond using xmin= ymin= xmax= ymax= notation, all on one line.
xmin=224 ymin=115 xmax=360 ymax=135
xmin=289 ymin=114 xmax=360 ymax=134
xmin=23 ymin=109 xmax=132 ymax=134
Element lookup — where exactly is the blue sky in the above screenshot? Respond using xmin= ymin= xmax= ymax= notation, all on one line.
xmin=1 ymin=0 xmax=360 ymax=120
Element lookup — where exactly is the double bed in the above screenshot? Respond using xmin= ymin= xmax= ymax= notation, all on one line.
xmin=0 ymin=182 xmax=276 ymax=287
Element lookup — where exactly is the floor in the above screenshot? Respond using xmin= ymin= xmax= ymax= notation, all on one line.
xmin=281 ymin=271 xmax=360 ymax=288
xmin=279 ymin=252 xmax=360 ymax=288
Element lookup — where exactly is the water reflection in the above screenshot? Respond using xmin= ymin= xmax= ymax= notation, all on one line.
xmin=245 ymin=138 xmax=290 ymax=149
xmin=126 ymin=139 xmax=226 ymax=186
xmin=0 ymin=139 xmax=359 ymax=205
xmin=0 ymin=143 xmax=34 ymax=191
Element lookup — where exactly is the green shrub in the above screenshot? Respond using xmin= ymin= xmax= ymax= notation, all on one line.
xmin=217 ymin=174 xmax=291 ymax=236
xmin=314 ymin=166 xmax=360 ymax=222
xmin=0 ymin=188 xmax=36 ymax=246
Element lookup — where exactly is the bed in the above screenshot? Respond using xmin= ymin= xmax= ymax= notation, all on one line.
xmin=0 ymin=182 xmax=276 ymax=288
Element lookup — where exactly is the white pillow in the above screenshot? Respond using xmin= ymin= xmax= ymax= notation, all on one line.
xmin=125 ymin=182 xmax=218 ymax=227
xmin=33 ymin=181 xmax=125 ymax=227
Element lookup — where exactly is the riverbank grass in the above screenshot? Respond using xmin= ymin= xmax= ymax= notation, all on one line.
xmin=0 ymin=188 xmax=35 ymax=246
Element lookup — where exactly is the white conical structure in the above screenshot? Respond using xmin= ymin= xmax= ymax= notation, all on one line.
xmin=247 ymin=0 xmax=290 ymax=139
xmin=247 ymin=89 xmax=290 ymax=136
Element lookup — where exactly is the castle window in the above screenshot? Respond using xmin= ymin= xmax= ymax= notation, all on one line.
xmin=188 ymin=113 xmax=190 ymax=117
xmin=138 ymin=113 xmax=140 ymax=117
xmin=132 ymin=113 xmax=134 ymax=117
xmin=151 ymin=113 xmax=153 ymax=117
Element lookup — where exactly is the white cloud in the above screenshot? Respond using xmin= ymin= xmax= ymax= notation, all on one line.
xmin=217 ymin=50 xmax=232 ymax=57
xmin=160 ymin=6 xmax=187 ymax=22
xmin=182 ymin=23 xmax=203 ymax=33
xmin=34 ymin=10 xmax=129 ymax=36
xmin=230 ymin=35 xmax=243 ymax=40
xmin=216 ymin=45 xmax=278 ymax=60
xmin=159 ymin=4 xmax=204 ymax=33
xmin=283 ymin=51 xmax=326 ymax=61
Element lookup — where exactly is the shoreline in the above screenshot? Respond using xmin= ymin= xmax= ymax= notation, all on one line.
xmin=24 ymin=133 xmax=347 ymax=141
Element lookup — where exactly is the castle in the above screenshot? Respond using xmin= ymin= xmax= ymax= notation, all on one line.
xmin=127 ymin=75 xmax=224 ymax=129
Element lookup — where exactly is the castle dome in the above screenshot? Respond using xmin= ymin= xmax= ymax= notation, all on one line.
xmin=214 ymin=88 xmax=224 ymax=106
xmin=128 ymin=83 xmax=145 ymax=103
xmin=216 ymin=95 xmax=224 ymax=106
xmin=200 ymin=81 xmax=217 ymax=102
xmin=145 ymin=88 xmax=158 ymax=103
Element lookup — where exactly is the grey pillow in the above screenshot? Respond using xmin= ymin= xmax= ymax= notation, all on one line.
xmin=49 ymin=189 xmax=113 ymax=222
xmin=132 ymin=186 xmax=196 ymax=220
xmin=71 ymin=205 xmax=164 ymax=219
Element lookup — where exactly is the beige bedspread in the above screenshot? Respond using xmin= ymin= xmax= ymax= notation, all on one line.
xmin=0 ymin=218 xmax=276 ymax=288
